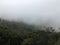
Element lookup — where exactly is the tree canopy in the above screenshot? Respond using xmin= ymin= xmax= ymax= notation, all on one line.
xmin=0 ymin=19 xmax=60 ymax=45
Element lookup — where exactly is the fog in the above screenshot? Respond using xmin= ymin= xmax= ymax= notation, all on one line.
xmin=0 ymin=0 xmax=60 ymax=31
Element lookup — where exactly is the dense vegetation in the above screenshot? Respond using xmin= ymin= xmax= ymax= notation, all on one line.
xmin=0 ymin=18 xmax=60 ymax=45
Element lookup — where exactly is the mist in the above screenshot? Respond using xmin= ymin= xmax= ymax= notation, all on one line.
xmin=0 ymin=0 xmax=60 ymax=31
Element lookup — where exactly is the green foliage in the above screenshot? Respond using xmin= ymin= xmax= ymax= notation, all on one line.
xmin=0 ymin=19 xmax=60 ymax=45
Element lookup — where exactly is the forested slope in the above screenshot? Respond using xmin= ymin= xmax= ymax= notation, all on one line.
xmin=0 ymin=18 xmax=60 ymax=45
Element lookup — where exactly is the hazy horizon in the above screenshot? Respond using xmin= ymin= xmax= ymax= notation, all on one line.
xmin=0 ymin=0 xmax=60 ymax=31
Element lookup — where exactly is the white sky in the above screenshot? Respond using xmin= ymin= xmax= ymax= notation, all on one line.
xmin=0 ymin=0 xmax=60 ymax=30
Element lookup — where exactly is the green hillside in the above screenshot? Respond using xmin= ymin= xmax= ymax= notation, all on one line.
xmin=0 ymin=18 xmax=60 ymax=45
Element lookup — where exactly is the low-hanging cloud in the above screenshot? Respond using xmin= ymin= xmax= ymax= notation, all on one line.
xmin=0 ymin=0 xmax=60 ymax=30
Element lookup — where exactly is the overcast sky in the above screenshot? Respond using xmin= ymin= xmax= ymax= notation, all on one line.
xmin=0 ymin=0 xmax=60 ymax=30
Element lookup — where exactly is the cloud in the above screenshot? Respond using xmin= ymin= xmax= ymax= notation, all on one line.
xmin=0 ymin=0 xmax=60 ymax=30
